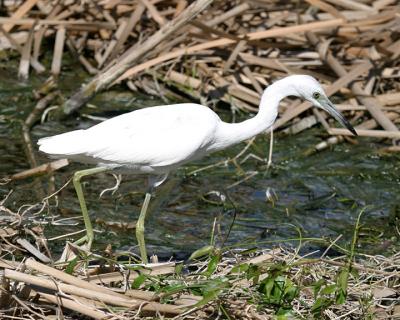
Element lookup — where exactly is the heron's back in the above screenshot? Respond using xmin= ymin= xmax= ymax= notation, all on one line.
xmin=38 ymin=103 xmax=221 ymax=173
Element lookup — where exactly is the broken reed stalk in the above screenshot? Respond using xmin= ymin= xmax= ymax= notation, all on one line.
xmin=4 ymin=269 xmax=143 ymax=307
xmin=2 ymin=0 xmax=40 ymax=33
xmin=4 ymin=260 xmax=183 ymax=317
xmin=37 ymin=291 xmax=110 ymax=319
xmin=0 ymin=17 xmax=116 ymax=29
xmin=114 ymin=18 xmax=344 ymax=84
xmin=24 ymin=258 xmax=161 ymax=302
xmin=329 ymin=128 xmax=400 ymax=138
xmin=62 ymin=0 xmax=214 ymax=116
xmin=24 ymin=258 xmax=127 ymax=298
xmin=308 ymin=112 xmax=399 ymax=154
xmin=6 ymin=272 xmax=179 ymax=316
xmin=305 ymin=31 xmax=399 ymax=133
xmin=10 ymin=159 xmax=69 ymax=181
xmin=51 ymin=26 xmax=66 ymax=76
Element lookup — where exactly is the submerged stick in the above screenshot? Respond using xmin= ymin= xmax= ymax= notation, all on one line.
xmin=10 ymin=159 xmax=69 ymax=181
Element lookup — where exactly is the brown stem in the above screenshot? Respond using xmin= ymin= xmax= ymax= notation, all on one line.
xmin=62 ymin=0 xmax=214 ymax=116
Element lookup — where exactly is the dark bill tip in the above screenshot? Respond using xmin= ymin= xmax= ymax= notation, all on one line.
xmin=341 ymin=117 xmax=358 ymax=136
xmin=324 ymin=100 xmax=358 ymax=136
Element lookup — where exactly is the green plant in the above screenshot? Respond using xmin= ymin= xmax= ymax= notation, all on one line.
xmin=311 ymin=208 xmax=367 ymax=318
xmin=258 ymin=272 xmax=299 ymax=315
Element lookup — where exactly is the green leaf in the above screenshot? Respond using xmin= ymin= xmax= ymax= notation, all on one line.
xmin=131 ymin=274 xmax=146 ymax=289
xmin=219 ymin=304 xmax=232 ymax=320
xmin=311 ymin=297 xmax=333 ymax=316
xmin=175 ymin=263 xmax=183 ymax=275
xmin=336 ymin=288 xmax=347 ymax=304
xmin=312 ymin=279 xmax=326 ymax=298
xmin=194 ymin=289 xmax=221 ymax=308
xmin=284 ymin=280 xmax=299 ymax=303
xmin=335 ymin=269 xmax=348 ymax=304
xmin=320 ymin=284 xmax=337 ymax=295
xmin=259 ymin=274 xmax=299 ymax=309
xmin=204 ymin=254 xmax=220 ymax=277
xmin=337 ymin=269 xmax=349 ymax=291
xmin=276 ymin=307 xmax=295 ymax=319
xmin=231 ymin=263 xmax=249 ymax=274
xmin=259 ymin=277 xmax=274 ymax=297
xmin=65 ymin=257 xmax=78 ymax=275
xmin=238 ymin=247 xmax=258 ymax=255
xmin=161 ymin=283 xmax=187 ymax=297
xmin=189 ymin=245 xmax=214 ymax=260
xmin=246 ymin=264 xmax=261 ymax=284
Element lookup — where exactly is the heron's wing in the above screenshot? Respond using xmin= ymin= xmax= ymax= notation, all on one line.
xmin=80 ymin=104 xmax=220 ymax=167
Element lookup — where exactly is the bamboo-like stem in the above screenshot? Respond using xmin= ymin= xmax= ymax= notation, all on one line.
xmin=115 ymin=18 xmax=344 ymax=84
xmin=25 ymin=259 xmax=123 ymax=297
xmin=38 ymin=291 xmax=110 ymax=319
xmin=62 ymin=0 xmax=214 ymax=115
xmin=4 ymin=269 xmax=141 ymax=307
xmin=25 ymin=259 xmax=155 ymax=302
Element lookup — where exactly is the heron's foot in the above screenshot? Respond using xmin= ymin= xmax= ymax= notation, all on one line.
xmin=73 ymin=234 xmax=93 ymax=250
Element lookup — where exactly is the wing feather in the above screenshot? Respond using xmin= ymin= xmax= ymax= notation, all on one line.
xmin=40 ymin=104 xmax=220 ymax=168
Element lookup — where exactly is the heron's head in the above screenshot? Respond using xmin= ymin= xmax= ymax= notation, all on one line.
xmin=291 ymin=75 xmax=357 ymax=136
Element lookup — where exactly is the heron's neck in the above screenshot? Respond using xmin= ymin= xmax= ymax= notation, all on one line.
xmin=211 ymin=78 xmax=296 ymax=151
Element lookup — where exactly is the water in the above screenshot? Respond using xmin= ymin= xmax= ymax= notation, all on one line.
xmin=1 ymin=67 xmax=399 ymax=259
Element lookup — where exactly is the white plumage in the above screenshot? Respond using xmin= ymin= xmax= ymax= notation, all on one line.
xmin=38 ymin=75 xmax=356 ymax=263
xmin=39 ymin=104 xmax=220 ymax=173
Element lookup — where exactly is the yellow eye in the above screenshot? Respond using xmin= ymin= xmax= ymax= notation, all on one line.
xmin=313 ymin=92 xmax=320 ymax=99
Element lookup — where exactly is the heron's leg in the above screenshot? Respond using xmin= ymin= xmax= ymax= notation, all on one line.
xmin=73 ymin=167 xmax=109 ymax=249
xmin=135 ymin=174 xmax=168 ymax=264
xmin=136 ymin=192 xmax=152 ymax=264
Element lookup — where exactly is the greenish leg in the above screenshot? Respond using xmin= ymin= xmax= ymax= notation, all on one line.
xmin=136 ymin=192 xmax=152 ymax=264
xmin=73 ymin=167 xmax=109 ymax=249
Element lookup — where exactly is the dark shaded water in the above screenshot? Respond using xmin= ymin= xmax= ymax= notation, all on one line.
xmin=1 ymin=67 xmax=399 ymax=259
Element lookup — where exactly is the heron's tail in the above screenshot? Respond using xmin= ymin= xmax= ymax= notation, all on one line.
xmin=38 ymin=130 xmax=87 ymax=157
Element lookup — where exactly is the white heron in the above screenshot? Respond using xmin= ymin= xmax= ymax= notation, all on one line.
xmin=38 ymin=75 xmax=356 ymax=263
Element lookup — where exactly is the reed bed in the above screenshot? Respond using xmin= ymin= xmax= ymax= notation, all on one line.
xmin=0 ymin=195 xmax=399 ymax=319
xmin=0 ymin=207 xmax=399 ymax=319
xmin=1 ymin=0 xmax=399 ymax=151
xmin=1 ymin=1 xmax=400 ymax=319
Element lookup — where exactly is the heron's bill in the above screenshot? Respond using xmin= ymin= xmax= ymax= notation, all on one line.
xmin=321 ymin=99 xmax=357 ymax=136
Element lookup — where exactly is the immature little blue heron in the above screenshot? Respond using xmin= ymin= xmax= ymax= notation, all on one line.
xmin=38 ymin=75 xmax=356 ymax=263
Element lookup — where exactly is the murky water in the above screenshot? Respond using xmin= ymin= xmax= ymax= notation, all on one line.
xmin=1 ymin=66 xmax=399 ymax=259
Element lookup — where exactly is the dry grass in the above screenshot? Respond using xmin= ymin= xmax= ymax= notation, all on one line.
xmin=0 ymin=193 xmax=399 ymax=319
xmin=0 ymin=1 xmax=400 ymax=319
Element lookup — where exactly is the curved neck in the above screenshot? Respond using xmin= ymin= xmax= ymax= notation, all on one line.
xmin=210 ymin=78 xmax=297 ymax=151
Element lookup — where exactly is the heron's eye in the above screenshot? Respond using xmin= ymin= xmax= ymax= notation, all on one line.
xmin=313 ymin=92 xmax=320 ymax=99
